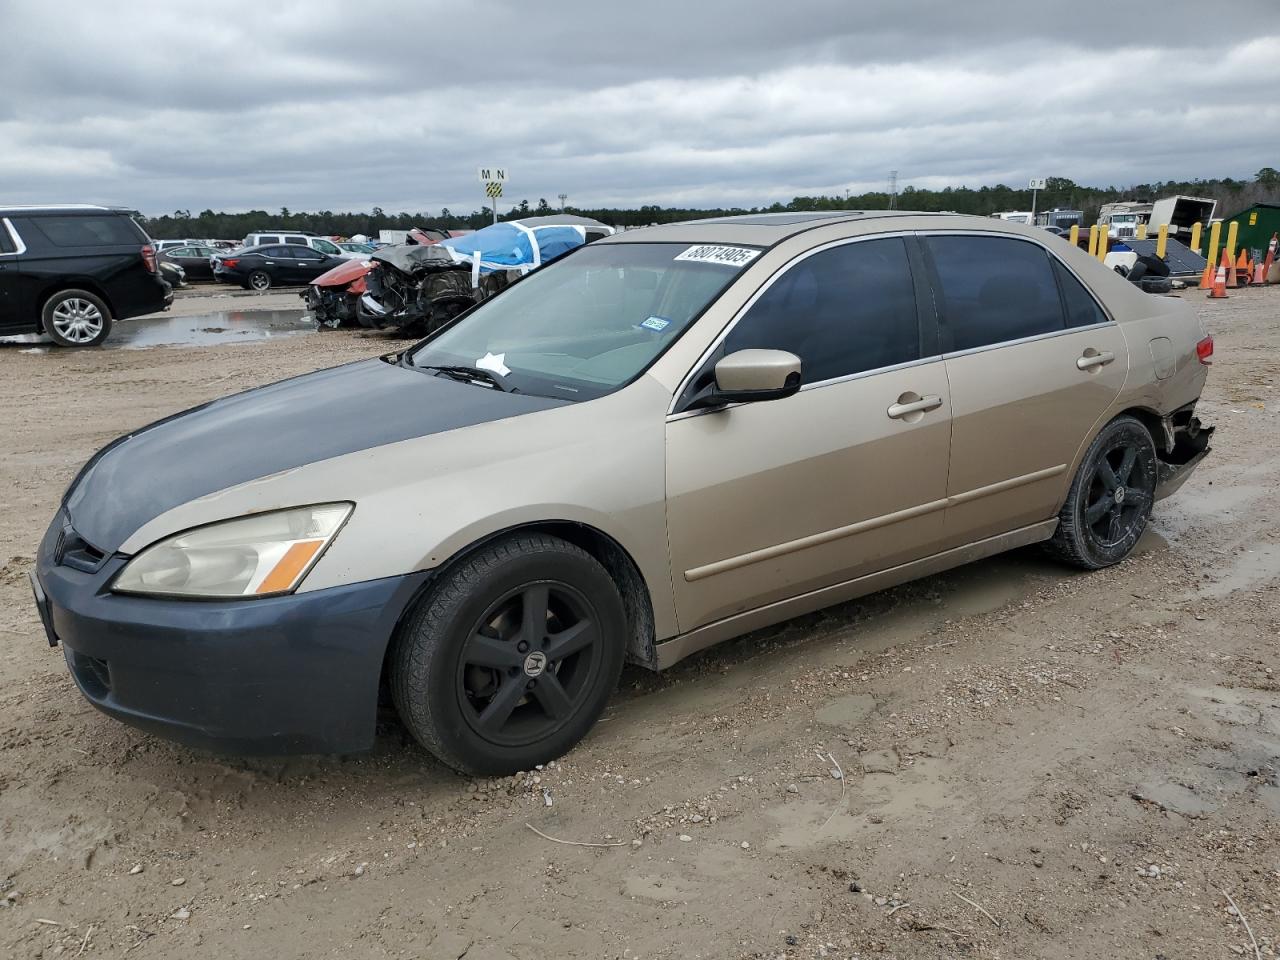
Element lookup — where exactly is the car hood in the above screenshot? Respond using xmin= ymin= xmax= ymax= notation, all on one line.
xmin=312 ymin=258 xmax=373 ymax=288
xmin=65 ymin=358 xmax=567 ymax=554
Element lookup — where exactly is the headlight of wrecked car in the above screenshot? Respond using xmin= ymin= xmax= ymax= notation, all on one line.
xmin=112 ymin=503 xmax=353 ymax=599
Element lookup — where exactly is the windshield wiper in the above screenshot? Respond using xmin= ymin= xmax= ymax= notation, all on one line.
xmin=417 ymin=364 xmax=516 ymax=393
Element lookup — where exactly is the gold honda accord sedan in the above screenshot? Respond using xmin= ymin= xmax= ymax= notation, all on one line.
xmin=36 ymin=211 xmax=1213 ymax=774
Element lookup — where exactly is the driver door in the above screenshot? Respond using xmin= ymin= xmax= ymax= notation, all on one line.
xmin=664 ymin=236 xmax=952 ymax=632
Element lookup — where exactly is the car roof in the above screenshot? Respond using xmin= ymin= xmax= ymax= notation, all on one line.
xmin=598 ymin=209 xmax=954 ymax=247
xmin=0 ymin=203 xmax=136 ymax=217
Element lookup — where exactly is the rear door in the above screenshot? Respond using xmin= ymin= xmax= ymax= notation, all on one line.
xmin=0 ymin=218 xmax=23 ymax=331
xmin=665 ymin=235 xmax=952 ymax=631
xmin=253 ymin=245 xmax=287 ymax=283
xmin=287 ymin=245 xmax=329 ymax=283
xmin=922 ymin=233 xmax=1128 ymax=547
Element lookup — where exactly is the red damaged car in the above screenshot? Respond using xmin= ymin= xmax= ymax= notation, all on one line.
xmin=302 ymin=227 xmax=452 ymax=329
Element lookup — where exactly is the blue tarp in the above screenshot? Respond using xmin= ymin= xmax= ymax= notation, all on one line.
xmin=440 ymin=222 xmax=587 ymax=275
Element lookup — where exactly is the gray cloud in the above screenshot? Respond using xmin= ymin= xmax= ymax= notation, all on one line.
xmin=3 ymin=0 xmax=1278 ymax=215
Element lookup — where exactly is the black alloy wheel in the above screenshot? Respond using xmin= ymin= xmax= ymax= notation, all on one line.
xmin=1046 ymin=415 xmax=1158 ymax=569
xmin=457 ymin=581 xmax=601 ymax=748
xmin=1082 ymin=439 xmax=1154 ymax=549
xmin=391 ymin=533 xmax=626 ymax=775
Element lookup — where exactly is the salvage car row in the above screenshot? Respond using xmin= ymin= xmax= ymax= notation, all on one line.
xmin=302 ymin=215 xmax=615 ymax=334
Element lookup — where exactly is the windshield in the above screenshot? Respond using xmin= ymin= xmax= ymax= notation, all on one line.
xmin=408 ymin=242 xmax=754 ymax=400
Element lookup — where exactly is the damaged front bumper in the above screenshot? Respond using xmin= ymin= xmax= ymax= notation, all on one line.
xmin=302 ymin=285 xmax=359 ymax=329
xmin=1154 ymin=403 xmax=1214 ymax=500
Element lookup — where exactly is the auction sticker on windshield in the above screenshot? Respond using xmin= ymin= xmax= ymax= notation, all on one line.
xmin=673 ymin=245 xmax=761 ymax=268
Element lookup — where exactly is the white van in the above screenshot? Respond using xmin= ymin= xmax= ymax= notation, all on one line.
xmin=240 ymin=231 xmax=361 ymax=259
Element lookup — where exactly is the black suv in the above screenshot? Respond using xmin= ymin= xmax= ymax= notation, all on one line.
xmin=0 ymin=205 xmax=172 ymax=347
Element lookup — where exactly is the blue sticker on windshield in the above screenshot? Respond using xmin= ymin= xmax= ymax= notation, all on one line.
xmin=641 ymin=316 xmax=671 ymax=331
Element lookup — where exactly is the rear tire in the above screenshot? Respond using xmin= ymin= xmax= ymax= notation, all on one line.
xmin=1045 ymin=415 xmax=1158 ymax=569
xmin=391 ymin=534 xmax=626 ymax=776
xmin=42 ymin=289 xmax=112 ymax=348
xmin=247 ymin=270 xmax=271 ymax=291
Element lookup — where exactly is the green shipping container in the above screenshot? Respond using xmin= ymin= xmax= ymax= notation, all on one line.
xmin=1224 ymin=202 xmax=1280 ymax=255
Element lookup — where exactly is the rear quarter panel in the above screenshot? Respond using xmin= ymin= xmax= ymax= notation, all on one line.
xmin=1056 ymin=246 xmax=1209 ymax=487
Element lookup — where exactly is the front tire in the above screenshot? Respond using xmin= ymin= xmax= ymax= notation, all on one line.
xmin=1046 ymin=415 xmax=1158 ymax=569
xmin=391 ymin=534 xmax=626 ymax=775
xmin=42 ymin=290 xmax=112 ymax=347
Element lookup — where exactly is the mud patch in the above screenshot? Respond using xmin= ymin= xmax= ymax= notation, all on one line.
xmin=623 ymin=875 xmax=702 ymax=902
xmin=814 ymin=694 xmax=877 ymax=729
xmin=1132 ymin=780 xmax=1219 ymax=818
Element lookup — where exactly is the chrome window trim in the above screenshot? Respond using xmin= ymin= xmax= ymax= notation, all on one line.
xmin=666 ymin=230 xmax=926 ymax=418
xmin=941 ymin=320 xmax=1114 ymax=360
xmin=0 ymin=218 xmax=27 ymax=257
xmin=914 ymin=227 xmax=1118 ymax=327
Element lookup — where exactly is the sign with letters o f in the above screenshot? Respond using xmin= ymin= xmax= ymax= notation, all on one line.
xmin=1029 ymin=177 xmax=1047 ymax=190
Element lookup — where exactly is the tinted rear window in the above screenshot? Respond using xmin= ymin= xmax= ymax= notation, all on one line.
xmin=29 ymin=215 xmax=145 ymax=247
xmin=926 ymin=235 xmax=1066 ymax=351
xmin=0 ymin=222 xmax=15 ymax=254
xmin=1052 ymin=258 xmax=1109 ymax=328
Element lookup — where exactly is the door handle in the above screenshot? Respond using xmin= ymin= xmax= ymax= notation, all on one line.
xmin=887 ymin=395 xmax=943 ymax=419
xmin=1076 ymin=351 xmax=1115 ymax=370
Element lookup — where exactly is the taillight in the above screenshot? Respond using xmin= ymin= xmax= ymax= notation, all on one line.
xmin=141 ymin=245 xmax=157 ymax=273
xmin=1196 ymin=335 xmax=1214 ymax=364
xmin=221 ymin=258 xmax=239 ymax=268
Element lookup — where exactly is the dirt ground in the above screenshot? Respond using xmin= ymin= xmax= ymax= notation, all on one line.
xmin=1 ymin=287 xmax=1277 ymax=960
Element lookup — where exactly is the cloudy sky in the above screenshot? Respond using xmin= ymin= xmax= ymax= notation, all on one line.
xmin=4 ymin=0 xmax=1278 ymax=215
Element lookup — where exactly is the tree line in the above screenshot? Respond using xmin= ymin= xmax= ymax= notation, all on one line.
xmin=139 ymin=169 xmax=1280 ymax=239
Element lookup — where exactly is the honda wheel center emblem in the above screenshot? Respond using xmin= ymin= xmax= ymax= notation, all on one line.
xmin=523 ymin=651 xmax=548 ymax=677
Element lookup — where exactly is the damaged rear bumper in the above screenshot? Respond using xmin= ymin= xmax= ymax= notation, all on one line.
xmin=1154 ymin=404 xmax=1214 ymax=501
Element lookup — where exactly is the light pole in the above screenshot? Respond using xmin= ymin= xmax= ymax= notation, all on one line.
xmin=558 ymin=193 xmax=568 ymax=213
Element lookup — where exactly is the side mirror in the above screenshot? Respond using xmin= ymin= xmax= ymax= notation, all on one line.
xmin=688 ymin=349 xmax=802 ymax=409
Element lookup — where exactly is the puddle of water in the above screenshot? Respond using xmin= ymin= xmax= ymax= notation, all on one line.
xmin=109 ymin=309 xmax=314 ymax=349
xmin=1156 ymin=483 xmax=1263 ymax=540
xmin=1194 ymin=543 xmax=1280 ymax=599
xmin=0 ymin=309 xmax=314 ymax=351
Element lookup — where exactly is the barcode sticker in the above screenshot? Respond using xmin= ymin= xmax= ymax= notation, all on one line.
xmin=673 ymin=245 xmax=761 ymax=268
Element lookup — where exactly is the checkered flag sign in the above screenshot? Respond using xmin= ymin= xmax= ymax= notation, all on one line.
xmin=485 ymin=181 xmax=503 ymax=199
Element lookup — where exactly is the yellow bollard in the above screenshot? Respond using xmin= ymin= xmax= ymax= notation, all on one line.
xmin=1087 ymin=224 xmax=1098 ymax=257
xmin=1226 ymin=220 xmax=1239 ymax=262
xmin=1069 ymin=223 xmax=1080 ymax=247
xmin=1190 ymin=221 xmax=1202 ymax=255
xmin=1136 ymin=223 xmax=1148 ymax=240
xmin=1207 ymin=221 xmax=1222 ymax=270
xmin=1156 ymin=224 xmax=1169 ymax=260
xmin=1096 ymin=226 xmax=1109 ymax=263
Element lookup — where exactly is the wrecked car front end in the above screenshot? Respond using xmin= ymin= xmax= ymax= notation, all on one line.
xmin=303 ymin=257 xmax=373 ymax=329
xmin=357 ymin=245 xmax=485 ymax=336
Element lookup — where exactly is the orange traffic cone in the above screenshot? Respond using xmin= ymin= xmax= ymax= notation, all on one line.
xmin=1227 ymin=251 xmax=1238 ymax=288
xmin=1199 ymin=263 xmax=1214 ymax=289
xmin=1209 ymin=250 xmax=1230 ymax=299
xmin=1261 ymin=233 xmax=1278 ymax=285
xmin=1254 ymin=260 xmax=1266 ymax=285
xmin=1235 ymin=248 xmax=1249 ymax=286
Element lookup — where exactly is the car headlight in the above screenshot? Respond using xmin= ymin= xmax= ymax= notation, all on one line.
xmin=113 ymin=503 xmax=353 ymax=599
